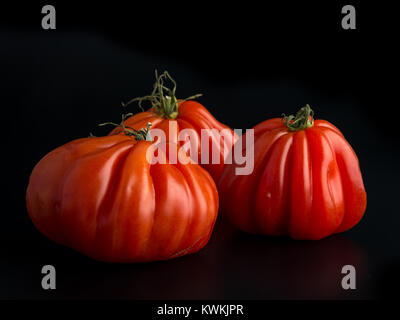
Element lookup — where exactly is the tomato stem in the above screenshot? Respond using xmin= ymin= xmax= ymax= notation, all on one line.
xmin=282 ymin=104 xmax=314 ymax=131
xmin=129 ymin=122 xmax=153 ymax=141
xmin=121 ymin=70 xmax=202 ymax=119
xmin=99 ymin=114 xmax=153 ymax=141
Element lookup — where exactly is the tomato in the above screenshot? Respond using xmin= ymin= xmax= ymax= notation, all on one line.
xmin=218 ymin=105 xmax=367 ymax=240
xmin=26 ymin=124 xmax=219 ymax=262
xmin=109 ymin=71 xmax=238 ymax=183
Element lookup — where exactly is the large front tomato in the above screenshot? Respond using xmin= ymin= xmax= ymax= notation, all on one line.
xmin=219 ymin=105 xmax=367 ymax=240
xmin=26 ymin=125 xmax=219 ymax=262
xmin=110 ymin=71 xmax=237 ymax=183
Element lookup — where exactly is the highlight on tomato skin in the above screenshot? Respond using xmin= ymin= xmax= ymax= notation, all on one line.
xmin=218 ymin=104 xmax=367 ymax=240
xmin=109 ymin=70 xmax=238 ymax=183
xmin=26 ymin=124 xmax=219 ymax=263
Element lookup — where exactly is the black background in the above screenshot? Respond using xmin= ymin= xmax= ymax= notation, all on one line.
xmin=1 ymin=1 xmax=399 ymax=302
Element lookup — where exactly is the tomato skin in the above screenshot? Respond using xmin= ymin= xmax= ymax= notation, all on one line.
xmin=26 ymin=135 xmax=219 ymax=262
xmin=110 ymin=100 xmax=238 ymax=183
xmin=218 ymin=118 xmax=367 ymax=240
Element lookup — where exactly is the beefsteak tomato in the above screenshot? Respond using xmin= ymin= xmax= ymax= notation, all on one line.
xmin=110 ymin=71 xmax=237 ymax=183
xmin=219 ymin=105 xmax=366 ymax=240
xmin=26 ymin=124 xmax=219 ymax=262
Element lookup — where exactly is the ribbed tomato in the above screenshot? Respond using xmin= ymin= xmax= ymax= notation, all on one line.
xmin=219 ymin=105 xmax=367 ymax=240
xmin=26 ymin=125 xmax=219 ymax=262
xmin=109 ymin=71 xmax=237 ymax=183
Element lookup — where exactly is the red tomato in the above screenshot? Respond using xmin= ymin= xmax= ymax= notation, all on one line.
xmin=219 ymin=105 xmax=367 ymax=240
xmin=26 ymin=125 xmax=219 ymax=262
xmin=110 ymin=71 xmax=237 ymax=183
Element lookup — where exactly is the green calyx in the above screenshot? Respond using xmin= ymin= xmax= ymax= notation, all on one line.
xmin=99 ymin=114 xmax=153 ymax=141
xmin=129 ymin=122 xmax=153 ymax=141
xmin=122 ymin=70 xmax=202 ymax=119
xmin=282 ymin=104 xmax=315 ymax=132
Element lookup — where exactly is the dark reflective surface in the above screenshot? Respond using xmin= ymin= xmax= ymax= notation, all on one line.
xmin=1 ymin=219 xmax=372 ymax=299
xmin=213 ymin=222 xmax=369 ymax=299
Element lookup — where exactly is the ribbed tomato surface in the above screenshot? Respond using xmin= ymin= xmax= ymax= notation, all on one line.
xmin=219 ymin=117 xmax=366 ymax=240
xmin=26 ymin=135 xmax=219 ymax=262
